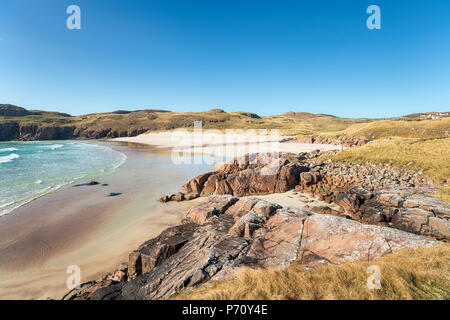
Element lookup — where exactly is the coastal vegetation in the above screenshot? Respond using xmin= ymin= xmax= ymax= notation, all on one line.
xmin=1 ymin=104 xmax=447 ymax=140
xmin=321 ymin=137 xmax=450 ymax=202
xmin=0 ymin=104 xmax=370 ymax=139
xmin=323 ymin=116 xmax=450 ymax=140
xmin=174 ymin=244 xmax=450 ymax=300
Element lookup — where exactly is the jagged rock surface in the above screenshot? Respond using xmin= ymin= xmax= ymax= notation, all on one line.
xmin=161 ymin=154 xmax=309 ymax=202
xmin=65 ymin=195 xmax=438 ymax=300
xmin=162 ymin=152 xmax=449 ymax=239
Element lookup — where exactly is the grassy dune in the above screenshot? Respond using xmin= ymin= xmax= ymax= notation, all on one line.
xmin=322 ymin=137 xmax=450 ymax=182
xmin=321 ymin=137 xmax=450 ymax=202
xmin=174 ymin=244 xmax=450 ymax=300
xmin=317 ymin=117 xmax=449 ymax=201
xmin=324 ymin=117 xmax=450 ymax=140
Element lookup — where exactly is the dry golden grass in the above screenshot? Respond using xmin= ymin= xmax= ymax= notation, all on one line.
xmin=432 ymin=187 xmax=450 ymax=203
xmin=174 ymin=244 xmax=450 ymax=300
xmin=324 ymin=117 xmax=450 ymax=140
xmin=322 ymin=137 xmax=449 ymax=182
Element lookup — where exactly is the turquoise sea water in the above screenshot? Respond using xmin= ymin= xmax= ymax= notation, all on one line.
xmin=0 ymin=141 xmax=127 ymax=216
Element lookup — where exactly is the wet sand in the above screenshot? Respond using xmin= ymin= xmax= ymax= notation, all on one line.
xmin=0 ymin=142 xmax=212 ymax=299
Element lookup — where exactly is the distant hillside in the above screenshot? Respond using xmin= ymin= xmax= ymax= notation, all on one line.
xmin=0 ymin=104 xmax=448 ymax=141
xmin=0 ymin=104 xmax=370 ymax=141
xmin=0 ymin=104 xmax=32 ymax=117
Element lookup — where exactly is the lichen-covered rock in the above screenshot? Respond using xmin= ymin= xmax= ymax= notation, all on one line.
xmin=392 ymin=208 xmax=433 ymax=234
xmin=246 ymin=207 xmax=309 ymax=268
xmin=298 ymin=214 xmax=437 ymax=267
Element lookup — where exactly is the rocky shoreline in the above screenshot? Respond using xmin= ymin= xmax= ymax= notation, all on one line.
xmin=64 ymin=152 xmax=449 ymax=300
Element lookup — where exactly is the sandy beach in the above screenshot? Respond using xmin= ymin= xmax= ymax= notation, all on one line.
xmin=0 ymin=142 xmax=211 ymax=299
xmin=114 ymin=131 xmax=342 ymax=160
xmin=0 ymin=136 xmax=341 ymax=300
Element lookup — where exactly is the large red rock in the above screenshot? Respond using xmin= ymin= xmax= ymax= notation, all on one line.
xmin=297 ymin=214 xmax=437 ymax=267
xmin=246 ymin=207 xmax=309 ymax=268
xmin=186 ymin=195 xmax=238 ymax=224
xmin=225 ymin=198 xmax=259 ymax=221
xmin=165 ymin=155 xmax=307 ymax=200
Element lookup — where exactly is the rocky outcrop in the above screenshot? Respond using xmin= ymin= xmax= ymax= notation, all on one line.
xmin=0 ymin=105 xmax=160 ymax=141
xmin=65 ymin=195 xmax=438 ymax=300
xmin=298 ymin=213 xmax=437 ymax=266
xmin=162 ymin=152 xmax=449 ymax=239
xmin=0 ymin=104 xmax=32 ymax=116
xmin=0 ymin=121 xmax=19 ymax=141
xmin=35 ymin=125 xmax=76 ymax=140
xmin=0 ymin=121 xmax=77 ymax=141
xmin=297 ymin=173 xmax=450 ymax=240
xmin=295 ymin=160 xmax=432 ymax=199
xmin=293 ymin=136 xmax=368 ymax=148
xmin=161 ymin=154 xmax=309 ymax=202
xmin=274 ymin=155 xmax=450 ymax=240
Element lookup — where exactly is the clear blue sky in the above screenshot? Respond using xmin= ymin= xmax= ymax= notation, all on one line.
xmin=0 ymin=0 xmax=449 ymax=118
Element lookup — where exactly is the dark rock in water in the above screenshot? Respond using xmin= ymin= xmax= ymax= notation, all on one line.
xmin=74 ymin=181 xmax=101 ymax=187
xmin=159 ymin=195 xmax=170 ymax=203
xmin=109 ymin=193 xmax=122 ymax=197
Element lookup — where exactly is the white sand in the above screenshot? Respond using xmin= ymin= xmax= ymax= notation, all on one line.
xmin=114 ymin=131 xmax=342 ymax=160
xmin=248 ymin=190 xmax=341 ymax=211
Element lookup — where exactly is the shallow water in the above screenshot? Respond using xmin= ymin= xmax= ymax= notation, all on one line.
xmin=0 ymin=141 xmax=214 ymax=299
xmin=0 ymin=141 xmax=127 ymax=216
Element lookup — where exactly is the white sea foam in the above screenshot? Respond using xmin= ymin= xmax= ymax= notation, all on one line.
xmin=0 ymin=153 xmax=19 ymax=164
xmin=0 ymin=141 xmax=128 ymax=217
xmin=44 ymin=144 xmax=64 ymax=150
xmin=0 ymin=184 xmax=62 ymax=217
xmin=0 ymin=147 xmax=18 ymax=153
